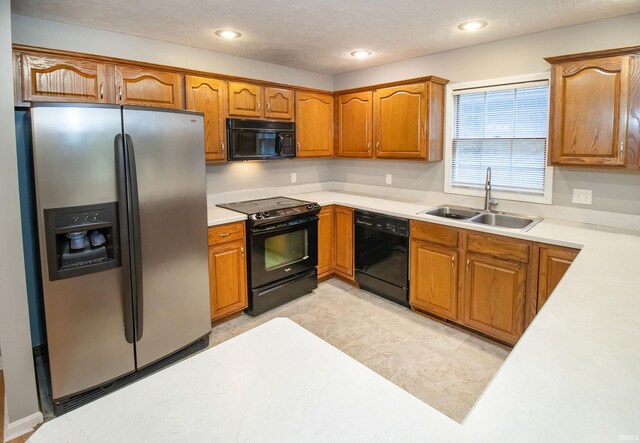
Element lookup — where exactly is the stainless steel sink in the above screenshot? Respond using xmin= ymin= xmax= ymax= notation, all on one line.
xmin=419 ymin=205 xmax=542 ymax=231
xmin=468 ymin=212 xmax=541 ymax=231
xmin=420 ymin=205 xmax=481 ymax=220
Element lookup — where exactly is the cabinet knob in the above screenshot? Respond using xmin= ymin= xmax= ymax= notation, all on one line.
xmin=376 ymin=141 xmax=380 ymax=151
xmin=466 ymin=259 xmax=470 ymax=272
xmin=451 ymin=255 xmax=455 ymax=268
xmin=367 ymin=142 xmax=371 ymax=151
xmin=220 ymin=141 xmax=225 ymax=153
xmin=620 ymin=142 xmax=625 ymax=155
xmin=241 ymin=247 xmax=245 ymax=258
xmin=267 ymin=102 xmax=271 ymax=112
xmin=257 ymin=101 xmax=261 ymax=112
xmin=99 ymin=84 xmax=104 ymax=100
xmin=118 ymin=86 xmax=123 ymax=102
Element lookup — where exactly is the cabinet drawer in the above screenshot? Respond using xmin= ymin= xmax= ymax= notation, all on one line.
xmin=467 ymin=233 xmax=529 ymax=263
xmin=208 ymin=222 xmax=245 ymax=246
xmin=410 ymin=220 xmax=458 ymax=248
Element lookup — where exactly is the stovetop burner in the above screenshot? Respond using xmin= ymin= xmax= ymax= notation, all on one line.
xmin=217 ymin=196 xmax=320 ymax=226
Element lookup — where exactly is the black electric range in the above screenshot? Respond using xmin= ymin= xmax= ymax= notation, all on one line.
xmin=217 ymin=197 xmax=321 ymax=315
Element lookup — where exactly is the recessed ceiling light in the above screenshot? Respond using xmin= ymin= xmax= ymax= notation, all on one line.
xmin=350 ymin=50 xmax=372 ymax=59
xmin=457 ymin=20 xmax=488 ymax=32
xmin=215 ymin=29 xmax=242 ymax=39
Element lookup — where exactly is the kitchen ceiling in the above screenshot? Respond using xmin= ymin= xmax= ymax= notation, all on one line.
xmin=10 ymin=0 xmax=640 ymax=74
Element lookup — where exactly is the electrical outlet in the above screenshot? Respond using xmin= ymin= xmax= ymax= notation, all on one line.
xmin=385 ymin=174 xmax=392 ymax=185
xmin=291 ymin=172 xmax=297 ymax=183
xmin=572 ymin=189 xmax=592 ymax=205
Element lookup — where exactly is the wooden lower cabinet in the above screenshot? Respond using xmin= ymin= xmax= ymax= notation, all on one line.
xmin=334 ymin=206 xmax=354 ymax=279
xmin=409 ymin=240 xmax=458 ymax=320
xmin=317 ymin=206 xmax=335 ymax=279
xmin=537 ymin=246 xmax=578 ymax=310
xmin=462 ymin=253 xmax=527 ymax=345
xmin=208 ymin=222 xmax=248 ymax=321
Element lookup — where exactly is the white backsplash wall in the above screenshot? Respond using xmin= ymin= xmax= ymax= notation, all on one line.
xmin=331 ymin=159 xmax=640 ymax=216
xmin=206 ymin=159 xmax=333 ymax=202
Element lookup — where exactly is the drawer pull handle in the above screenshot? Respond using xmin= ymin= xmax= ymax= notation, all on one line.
xmin=99 ymin=84 xmax=104 ymax=100
xmin=241 ymin=247 xmax=245 ymax=258
xmin=466 ymin=259 xmax=470 ymax=272
xmin=451 ymin=256 xmax=455 ymax=268
xmin=219 ymin=232 xmax=230 ymax=237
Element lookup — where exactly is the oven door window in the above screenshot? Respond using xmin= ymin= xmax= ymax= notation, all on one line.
xmin=231 ymin=130 xmax=277 ymax=159
xmin=265 ymin=229 xmax=308 ymax=271
xmin=249 ymin=218 xmax=318 ymax=288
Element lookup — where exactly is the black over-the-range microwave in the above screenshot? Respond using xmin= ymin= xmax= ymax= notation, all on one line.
xmin=226 ymin=118 xmax=296 ymax=161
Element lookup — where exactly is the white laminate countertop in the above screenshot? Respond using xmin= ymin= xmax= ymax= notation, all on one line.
xmin=31 ymin=191 xmax=638 ymax=442
xmin=207 ymin=205 xmax=247 ymax=226
xmin=28 ymin=318 xmax=463 ymax=443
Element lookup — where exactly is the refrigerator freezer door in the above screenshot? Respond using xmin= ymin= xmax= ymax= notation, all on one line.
xmin=122 ymin=108 xmax=211 ymax=368
xmin=31 ymin=105 xmax=136 ymax=400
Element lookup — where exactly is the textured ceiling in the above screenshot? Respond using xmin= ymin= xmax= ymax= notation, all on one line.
xmin=10 ymin=0 xmax=640 ymax=74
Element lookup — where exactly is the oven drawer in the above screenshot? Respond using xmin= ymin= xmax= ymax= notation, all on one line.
xmin=208 ymin=222 xmax=245 ymax=246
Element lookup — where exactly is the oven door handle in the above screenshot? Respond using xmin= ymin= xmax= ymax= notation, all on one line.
xmin=250 ymin=216 xmax=318 ymax=235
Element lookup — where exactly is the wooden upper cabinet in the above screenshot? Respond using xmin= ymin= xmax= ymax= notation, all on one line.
xmin=337 ymin=91 xmax=373 ymax=158
xmin=374 ymin=83 xmax=428 ymax=159
xmin=20 ymin=52 xmax=112 ymax=104
xmin=548 ymin=55 xmax=631 ymax=166
xmin=114 ymin=65 xmax=183 ymax=109
xmin=317 ymin=205 xmax=335 ymax=279
xmin=185 ymin=75 xmax=227 ymax=162
xmin=410 ymin=240 xmax=458 ymax=320
xmin=463 ymin=253 xmax=527 ymax=345
xmin=228 ymin=81 xmax=262 ymax=117
xmin=537 ymin=246 xmax=578 ymax=310
xmin=334 ymin=206 xmax=354 ymax=279
xmin=264 ymin=87 xmax=294 ymax=120
xmin=295 ymin=92 xmax=334 ymax=157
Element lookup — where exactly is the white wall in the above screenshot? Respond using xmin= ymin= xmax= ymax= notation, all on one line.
xmin=10 ymin=14 xmax=333 ymax=90
xmin=334 ymin=13 xmax=640 ymax=89
xmin=0 ymin=0 xmax=40 ymax=433
xmin=332 ymin=14 xmax=640 ymax=215
xmin=206 ymin=159 xmax=333 ymax=197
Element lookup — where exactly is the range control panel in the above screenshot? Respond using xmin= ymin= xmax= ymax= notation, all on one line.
xmin=250 ymin=203 xmax=320 ymax=222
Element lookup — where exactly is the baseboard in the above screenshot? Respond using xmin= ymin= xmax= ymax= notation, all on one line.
xmin=4 ymin=412 xmax=43 ymax=442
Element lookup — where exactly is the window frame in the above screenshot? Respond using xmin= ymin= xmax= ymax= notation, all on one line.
xmin=444 ymin=72 xmax=553 ymax=205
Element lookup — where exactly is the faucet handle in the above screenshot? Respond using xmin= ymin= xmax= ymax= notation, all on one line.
xmin=488 ymin=199 xmax=498 ymax=208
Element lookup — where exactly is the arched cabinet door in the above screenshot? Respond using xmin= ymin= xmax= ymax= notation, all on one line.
xmin=185 ymin=75 xmax=227 ymax=162
xmin=337 ymin=91 xmax=373 ymax=158
xmin=264 ymin=87 xmax=294 ymax=120
xmin=20 ymin=52 xmax=112 ymax=104
xmin=549 ymin=55 xmax=631 ymax=166
xmin=373 ymin=83 xmax=428 ymax=159
xmin=114 ymin=65 xmax=183 ymax=109
xmin=295 ymin=92 xmax=334 ymax=157
xmin=228 ymin=81 xmax=262 ymax=118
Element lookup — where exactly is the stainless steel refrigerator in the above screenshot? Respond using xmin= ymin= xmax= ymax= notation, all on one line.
xmin=31 ymin=103 xmax=212 ymax=414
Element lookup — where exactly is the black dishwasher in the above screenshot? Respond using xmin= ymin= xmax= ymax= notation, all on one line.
xmin=354 ymin=210 xmax=409 ymax=307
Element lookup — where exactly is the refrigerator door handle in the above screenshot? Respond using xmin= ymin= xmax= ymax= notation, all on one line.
xmin=124 ymin=134 xmax=144 ymax=342
xmin=114 ymin=134 xmax=135 ymax=344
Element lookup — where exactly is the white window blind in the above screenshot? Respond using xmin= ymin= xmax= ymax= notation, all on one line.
xmin=451 ymin=81 xmax=549 ymax=195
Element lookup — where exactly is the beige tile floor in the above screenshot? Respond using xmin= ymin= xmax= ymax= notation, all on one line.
xmin=210 ymin=278 xmax=510 ymax=423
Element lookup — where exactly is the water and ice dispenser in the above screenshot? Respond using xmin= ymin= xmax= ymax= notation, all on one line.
xmin=44 ymin=202 xmax=121 ymax=281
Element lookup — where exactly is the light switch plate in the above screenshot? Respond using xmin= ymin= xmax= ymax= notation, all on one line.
xmin=385 ymin=174 xmax=392 ymax=185
xmin=572 ymin=188 xmax=592 ymax=205
xmin=291 ymin=172 xmax=297 ymax=183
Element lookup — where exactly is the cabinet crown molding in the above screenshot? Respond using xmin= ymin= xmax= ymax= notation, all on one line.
xmin=544 ymin=45 xmax=640 ymax=64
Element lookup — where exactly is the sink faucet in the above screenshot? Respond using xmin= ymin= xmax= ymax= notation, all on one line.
xmin=484 ymin=167 xmax=498 ymax=211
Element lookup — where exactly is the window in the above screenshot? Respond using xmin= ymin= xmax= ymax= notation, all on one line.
xmin=444 ymin=73 xmax=552 ymax=204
